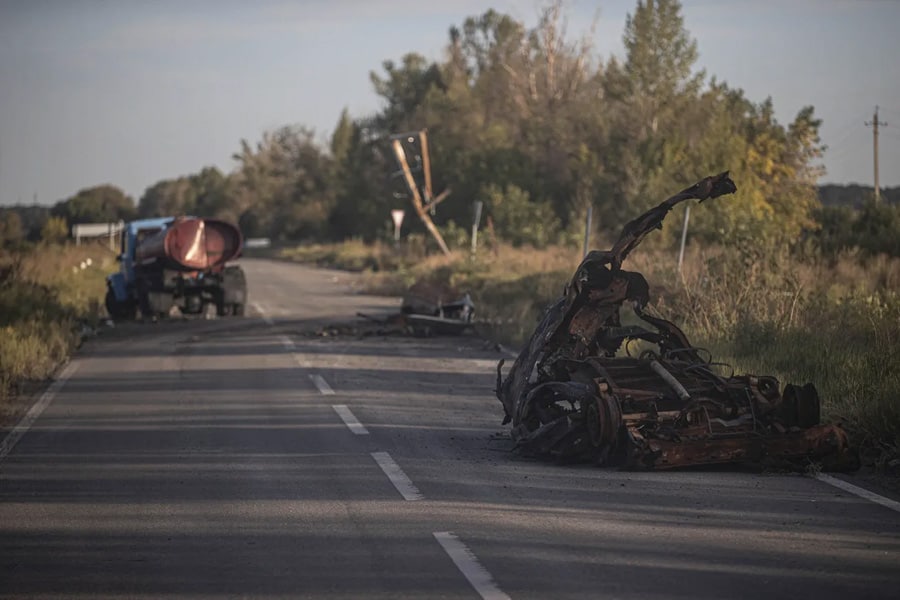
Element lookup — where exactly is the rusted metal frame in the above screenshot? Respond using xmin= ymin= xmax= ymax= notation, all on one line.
xmin=636 ymin=436 xmax=766 ymax=469
xmin=609 ymin=171 xmax=736 ymax=268
xmin=495 ymin=172 xmax=856 ymax=470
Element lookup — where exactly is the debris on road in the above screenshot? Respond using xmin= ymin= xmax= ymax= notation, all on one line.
xmin=495 ymin=172 xmax=858 ymax=471
xmin=356 ymin=280 xmax=476 ymax=336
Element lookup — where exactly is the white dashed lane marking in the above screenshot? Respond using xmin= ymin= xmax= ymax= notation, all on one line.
xmin=371 ymin=451 xmax=423 ymax=501
xmin=333 ymin=405 xmax=369 ymax=435
xmin=433 ymin=532 xmax=510 ymax=600
xmin=310 ymin=374 xmax=335 ymax=396
xmin=277 ymin=335 xmax=333 ymax=396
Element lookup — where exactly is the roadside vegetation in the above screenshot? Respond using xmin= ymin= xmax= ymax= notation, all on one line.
xmin=0 ymin=242 xmax=111 ymax=420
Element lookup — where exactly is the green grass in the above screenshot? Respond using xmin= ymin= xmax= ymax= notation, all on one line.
xmin=706 ymin=295 xmax=900 ymax=467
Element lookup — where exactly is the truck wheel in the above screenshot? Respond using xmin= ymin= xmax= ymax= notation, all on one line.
xmin=232 ymin=303 xmax=245 ymax=316
xmin=216 ymin=297 xmax=233 ymax=317
xmin=105 ymin=288 xmax=134 ymax=320
xmin=136 ymin=278 xmax=153 ymax=320
xmin=222 ymin=266 xmax=247 ymax=305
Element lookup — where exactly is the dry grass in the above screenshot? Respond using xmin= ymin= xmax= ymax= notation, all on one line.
xmin=0 ymin=242 xmax=112 ymax=403
xmin=662 ymin=249 xmax=900 ymax=466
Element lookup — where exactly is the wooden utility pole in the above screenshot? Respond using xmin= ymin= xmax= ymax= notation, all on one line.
xmin=865 ymin=106 xmax=888 ymax=203
xmin=420 ymin=130 xmax=433 ymax=207
xmin=390 ymin=136 xmax=451 ymax=256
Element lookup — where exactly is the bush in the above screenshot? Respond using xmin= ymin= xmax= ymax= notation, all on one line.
xmin=0 ymin=243 xmax=109 ymax=403
xmin=816 ymin=200 xmax=900 ymax=258
xmin=483 ymin=184 xmax=561 ymax=248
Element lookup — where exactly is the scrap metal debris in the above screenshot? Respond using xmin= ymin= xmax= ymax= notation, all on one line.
xmin=495 ymin=172 xmax=857 ymax=471
xmin=357 ymin=280 xmax=475 ymax=336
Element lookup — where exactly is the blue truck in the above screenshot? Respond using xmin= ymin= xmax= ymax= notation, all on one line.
xmin=105 ymin=216 xmax=247 ymax=320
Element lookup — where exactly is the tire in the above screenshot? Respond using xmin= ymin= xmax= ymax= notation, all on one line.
xmin=222 ymin=266 xmax=247 ymax=305
xmin=136 ymin=277 xmax=153 ymax=319
xmin=232 ymin=303 xmax=245 ymax=316
xmin=216 ymin=295 xmax=233 ymax=317
xmin=105 ymin=287 xmax=135 ymax=320
xmin=796 ymin=383 xmax=821 ymax=428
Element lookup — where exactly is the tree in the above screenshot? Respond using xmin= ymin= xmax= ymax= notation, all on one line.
xmin=369 ymin=53 xmax=444 ymax=133
xmin=816 ymin=199 xmax=900 ymax=258
xmin=230 ymin=126 xmax=336 ymax=241
xmin=138 ymin=177 xmax=195 ymax=218
xmin=623 ymin=0 xmax=701 ymax=122
xmin=63 ymin=0 xmax=826 ymax=251
xmin=40 ymin=216 xmax=69 ymax=244
xmin=328 ymin=114 xmax=396 ymax=241
xmin=484 ymin=183 xmax=560 ymax=248
xmin=190 ymin=167 xmax=235 ymax=221
xmin=601 ymin=0 xmax=705 ymax=229
xmin=330 ymin=108 xmax=355 ymax=165
xmin=53 ymin=185 xmax=136 ymax=226
xmin=0 ymin=210 xmax=25 ymax=248
xmin=136 ymin=167 xmax=235 ymax=221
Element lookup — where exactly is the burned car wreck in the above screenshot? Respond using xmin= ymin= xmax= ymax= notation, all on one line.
xmin=496 ymin=172 xmax=856 ymax=471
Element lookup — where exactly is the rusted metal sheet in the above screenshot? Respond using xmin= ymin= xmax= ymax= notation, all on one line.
xmin=495 ymin=172 xmax=857 ymax=471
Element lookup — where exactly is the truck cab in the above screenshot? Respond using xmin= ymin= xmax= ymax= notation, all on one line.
xmin=107 ymin=217 xmax=173 ymax=308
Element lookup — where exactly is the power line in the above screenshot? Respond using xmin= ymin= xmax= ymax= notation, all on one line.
xmin=823 ymin=126 xmax=868 ymax=170
xmin=826 ymin=114 xmax=869 ymax=141
xmin=881 ymin=129 xmax=900 ymax=142
xmin=824 ymin=125 xmax=866 ymax=161
xmin=877 ymin=106 xmax=900 ymax=122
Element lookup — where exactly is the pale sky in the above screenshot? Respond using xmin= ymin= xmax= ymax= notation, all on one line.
xmin=1 ymin=0 xmax=898 ymax=206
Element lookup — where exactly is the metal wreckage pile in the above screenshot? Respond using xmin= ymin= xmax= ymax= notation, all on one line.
xmin=495 ymin=172 xmax=858 ymax=471
xmin=356 ymin=280 xmax=476 ymax=336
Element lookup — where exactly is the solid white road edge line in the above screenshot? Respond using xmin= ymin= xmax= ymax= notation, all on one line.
xmin=433 ymin=532 xmax=511 ymax=600
xmin=252 ymin=301 xmax=274 ymax=325
xmin=333 ymin=405 xmax=369 ymax=435
xmin=815 ymin=473 xmax=900 ymax=514
xmin=371 ymin=451 xmax=424 ymax=501
xmin=310 ymin=374 xmax=335 ymax=396
xmin=0 ymin=362 xmax=79 ymax=463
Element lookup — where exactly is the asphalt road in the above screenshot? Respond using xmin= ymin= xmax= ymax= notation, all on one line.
xmin=1 ymin=258 xmax=899 ymax=599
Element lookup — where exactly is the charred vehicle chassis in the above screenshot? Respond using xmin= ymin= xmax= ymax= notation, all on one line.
xmin=495 ymin=172 xmax=856 ymax=470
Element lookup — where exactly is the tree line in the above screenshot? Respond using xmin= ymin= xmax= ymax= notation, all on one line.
xmin=2 ymin=0 xmax=898 ymax=257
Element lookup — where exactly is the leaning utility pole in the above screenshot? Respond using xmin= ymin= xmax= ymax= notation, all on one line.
xmin=390 ymin=131 xmax=452 ymax=256
xmin=865 ymin=106 xmax=888 ymax=203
